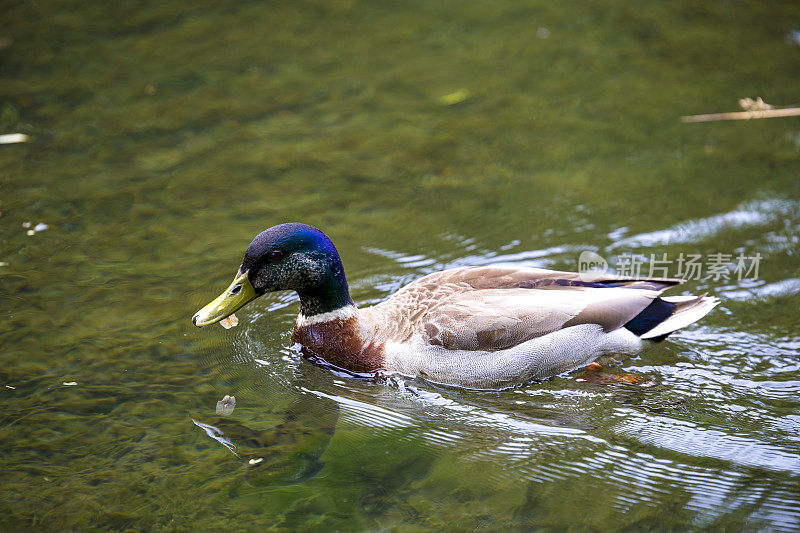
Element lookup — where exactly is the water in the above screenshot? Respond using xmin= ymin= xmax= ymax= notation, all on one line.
xmin=2 ymin=0 xmax=799 ymax=530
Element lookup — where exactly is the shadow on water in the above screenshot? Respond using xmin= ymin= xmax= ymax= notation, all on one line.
xmin=191 ymin=364 xmax=340 ymax=488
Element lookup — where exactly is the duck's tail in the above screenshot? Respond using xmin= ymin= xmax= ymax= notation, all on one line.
xmin=624 ymin=294 xmax=720 ymax=341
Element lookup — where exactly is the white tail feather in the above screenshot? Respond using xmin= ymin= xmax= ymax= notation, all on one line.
xmin=640 ymin=295 xmax=720 ymax=339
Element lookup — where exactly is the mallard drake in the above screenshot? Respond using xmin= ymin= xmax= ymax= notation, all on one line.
xmin=193 ymin=223 xmax=718 ymax=389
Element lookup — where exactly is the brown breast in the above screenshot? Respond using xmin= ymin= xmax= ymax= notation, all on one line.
xmin=292 ymin=316 xmax=385 ymax=373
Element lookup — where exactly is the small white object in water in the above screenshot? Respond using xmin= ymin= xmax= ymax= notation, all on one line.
xmin=24 ymin=222 xmax=49 ymax=236
xmin=62 ymin=381 xmax=78 ymax=386
xmin=739 ymin=97 xmax=773 ymax=112
xmin=215 ymin=394 xmax=236 ymax=415
xmin=248 ymin=457 xmax=263 ymax=465
xmin=220 ymin=313 xmax=239 ymax=329
xmin=0 ymin=133 xmax=30 ymax=144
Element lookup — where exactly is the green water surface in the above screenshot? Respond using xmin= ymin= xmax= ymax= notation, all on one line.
xmin=2 ymin=0 xmax=800 ymax=530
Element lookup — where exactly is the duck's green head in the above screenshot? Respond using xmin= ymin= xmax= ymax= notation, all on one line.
xmin=192 ymin=223 xmax=353 ymax=327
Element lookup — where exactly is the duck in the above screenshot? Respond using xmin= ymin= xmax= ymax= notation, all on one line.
xmin=192 ymin=223 xmax=719 ymax=389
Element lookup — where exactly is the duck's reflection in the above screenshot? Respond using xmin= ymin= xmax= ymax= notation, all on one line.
xmin=192 ymin=370 xmax=339 ymax=487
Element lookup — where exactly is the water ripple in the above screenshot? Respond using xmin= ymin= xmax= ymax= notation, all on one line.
xmin=613 ymin=409 xmax=800 ymax=474
xmin=608 ymin=197 xmax=799 ymax=249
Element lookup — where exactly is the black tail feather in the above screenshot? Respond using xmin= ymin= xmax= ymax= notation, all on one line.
xmin=624 ymin=298 xmax=676 ymax=337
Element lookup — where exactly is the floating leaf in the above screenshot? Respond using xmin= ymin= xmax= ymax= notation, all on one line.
xmin=438 ymin=89 xmax=470 ymax=106
xmin=215 ymin=394 xmax=236 ymax=416
xmin=220 ymin=314 xmax=239 ymax=329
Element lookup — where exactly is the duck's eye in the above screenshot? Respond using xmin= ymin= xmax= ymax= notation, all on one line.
xmin=268 ymin=249 xmax=284 ymax=262
xmin=230 ymin=284 xmax=242 ymax=295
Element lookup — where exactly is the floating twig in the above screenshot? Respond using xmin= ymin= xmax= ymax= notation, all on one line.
xmin=682 ymin=97 xmax=800 ymax=123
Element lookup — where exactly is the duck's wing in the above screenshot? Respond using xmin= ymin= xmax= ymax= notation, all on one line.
xmin=371 ymin=266 xmax=680 ymax=351
xmin=416 ymin=285 xmax=662 ymax=351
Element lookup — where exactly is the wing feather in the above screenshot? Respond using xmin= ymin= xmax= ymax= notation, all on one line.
xmin=360 ymin=266 xmax=674 ymax=352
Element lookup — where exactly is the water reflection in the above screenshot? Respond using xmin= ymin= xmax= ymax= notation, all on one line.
xmin=192 ymin=367 xmax=340 ymax=487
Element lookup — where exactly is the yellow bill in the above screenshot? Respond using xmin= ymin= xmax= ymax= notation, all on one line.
xmin=192 ymin=270 xmax=257 ymax=327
